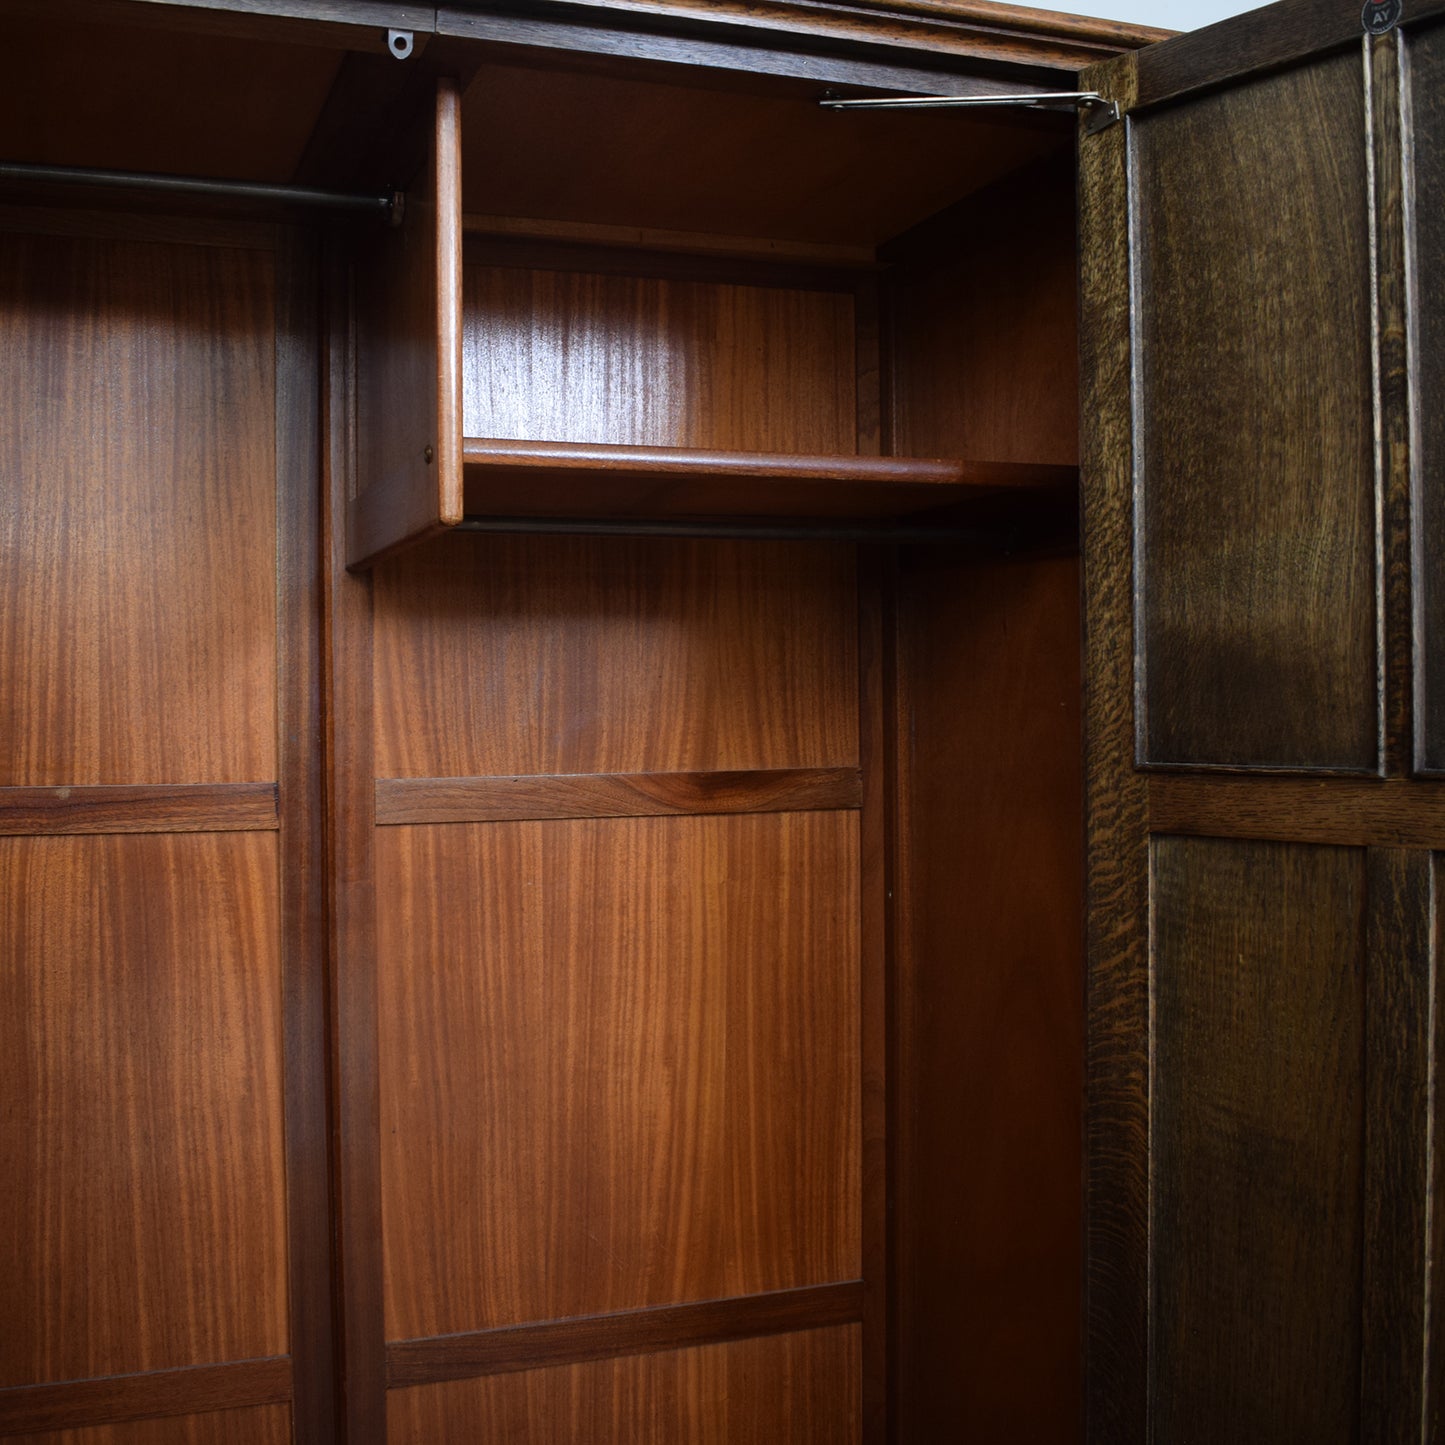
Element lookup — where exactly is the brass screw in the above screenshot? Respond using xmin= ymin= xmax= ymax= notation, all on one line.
xmin=423 ymin=445 xmax=434 ymax=464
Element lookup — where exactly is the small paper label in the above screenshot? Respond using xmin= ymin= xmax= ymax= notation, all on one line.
xmin=1364 ymin=0 xmax=1403 ymax=34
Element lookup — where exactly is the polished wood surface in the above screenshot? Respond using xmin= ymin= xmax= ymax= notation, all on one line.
xmin=0 ymin=1360 xmax=291 ymax=1438
xmin=373 ymin=536 xmax=858 ymax=779
xmin=387 ymin=1283 xmax=862 ymax=1387
xmin=0 ymin=784 xmax=277 ymax=836
xmin=375 ymin=768 xmax=861 ymax=826
xmin=1410 ymin=20 xmax=1445 ymax=772
xmin=0 ymin=832 xmax=287 ymax=1387
xmin=377 ymin=811 xmax=860 ymax=1340
xmin=0 ymin=228 xmax=277 ymax=786
xmin=1135 ymin=51 xmax=1376 ymax=772
xmin=2 ymin=1404 xmax=292 ymax=1445
xmin=462 ymin=263 xmax=854 ymax=453
xmin=387 ymin=1326 xmax=861 ymax=1444
xmin=1150 ymin=836 xmax=1365 ymax=1441
xmin=887 ymin=154 xmax=1078 ymax=469
xmin=891 ymin=551 xmax=1082 ymax=1441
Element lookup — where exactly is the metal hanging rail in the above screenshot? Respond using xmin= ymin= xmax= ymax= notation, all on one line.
xmin=0 ymin=160 xmax=402 ymax=220
xmin=820 ymin=90 xmax=1120 ymax=130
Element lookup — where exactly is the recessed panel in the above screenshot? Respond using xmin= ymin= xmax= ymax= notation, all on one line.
xmin=7 ymin=1405 xmax=292 ymax=1445
xmin=0 ymin=230 xmax=277 ymax=786
xmin=1134 ymin=54 xmax=1376 ymax=771
xmin=463 ymin=265 xmax=856 ymax=453
xmin=1409 ymin=22 xmax=1445 ymax=772
xmin=0 ymin=833 xmax=287 ymax=1386
xmin=1150 ymin=835 xmax=1365 ymax=1441
xmin=387 ymin=1325 xmax=861 ymax=1444
xmin=377 ymin=812 xmax=861 ymax=1341
xmin=373 ymin=535 xmax=858 ymax=779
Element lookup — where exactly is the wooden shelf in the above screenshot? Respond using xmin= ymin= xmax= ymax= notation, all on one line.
xmin=460 ymin=438 xmax=1076 ymax=529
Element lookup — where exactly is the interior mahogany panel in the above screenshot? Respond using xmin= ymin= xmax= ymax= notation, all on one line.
xmin=0 ymin=832 xmax=287 ymax=1387
xmin=460 ymin=55 xmax=1069 ymax=247
xmin=1150 ymin=836 xmax=1365 ymax=1441
xmin=387 ymin=1325 xmax=861 ymax=1444
xmin=5 ymin=1405 xmax=293 ymax=1445
xmin=891 ymin=551 xmax=1082 ymax=1441
xmin=462 ymin=264 xmax=856 ymax=452
xmin=377 ymin=812 xmax=860 ymax=1341
xmin=1410 ymin=20 xmax=1445 ymax=772
xmin=372 ymin=535 xmax=859 ymax=779
xmin=1133 ymin=53 xmax=1377 ymax=771
xmin=888 ymin=154 xmax=1079 ymax=468
xmin=0 ymin=228 xmax=277 ymax=787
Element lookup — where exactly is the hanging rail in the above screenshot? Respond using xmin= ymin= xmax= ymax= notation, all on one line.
xmin=820 ymin=90 xmax=1120 ymax=130
xmin=0 ymin=160 xmax=402 ymax=221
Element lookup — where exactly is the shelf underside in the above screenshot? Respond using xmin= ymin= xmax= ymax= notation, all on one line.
xmin=460 ymin=439 xmax=1077 ymax=531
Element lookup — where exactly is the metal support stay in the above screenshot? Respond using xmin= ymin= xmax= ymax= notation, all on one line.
xmin=0 ymin=160 xmax=403 ymax=221
xmin=821 ymin=90 xmax=1120 ymax=132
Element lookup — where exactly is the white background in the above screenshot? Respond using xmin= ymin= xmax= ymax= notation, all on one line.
xmin=1038 ymin=1 xmax=1263 ymax=27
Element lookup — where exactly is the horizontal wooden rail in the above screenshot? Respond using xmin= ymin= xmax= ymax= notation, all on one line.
xmin=0 ymin=783 xmax=279 ymax=836
xmin=376 ymin=768 xmax=862 ymax=826
xmin=386 ymin=1281 xmax=864 ymax=1388
xmin=0 ymin=1356 xmax=292 ymax=1436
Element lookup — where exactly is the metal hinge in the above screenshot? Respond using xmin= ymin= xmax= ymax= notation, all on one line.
xmin=820 ymin=90 xmax=1121 ymax=134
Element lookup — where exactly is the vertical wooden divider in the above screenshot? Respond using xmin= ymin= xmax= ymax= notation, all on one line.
xmin=349 ymin=77 xmax=464 ymax=568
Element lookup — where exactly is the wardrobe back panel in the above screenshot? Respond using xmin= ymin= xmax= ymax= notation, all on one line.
xmin=9 ymin=1405 xmax=294 ymax=1445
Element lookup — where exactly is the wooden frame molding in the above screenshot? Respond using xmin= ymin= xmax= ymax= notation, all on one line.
xmin=385 ymin=1283 xmax=865 ymax=1390
xmin=0 ymin=782 xmax=278 ymax=835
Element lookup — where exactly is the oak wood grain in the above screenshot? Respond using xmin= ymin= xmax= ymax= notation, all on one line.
xmin=0 ymin=1360 xmax=291 ymax=1437
xmin=1134 ymin=50 xmax=1377 ymax=771
xmin=373 ymin=535 xmax=858 ymax=780
xmin=376 ymin=812 xmax=861 ymax=1341
xmin=462 ymin=263 xmax=855 ymax=455
xmin=0 ymin=1403 xmax=292 ymax=1445
xmin=375 ymin=768 xmax=861 ymax=826
xmin=0 ymin=784 xmax=277 ymax=836
xmin=0 ymin=832 xmax=287 ymax=1387
xmin=1150 ymin=836 xmax=1365 ymax=1442
xmin=0 ymin=228 xmax=277 ymax=787
xmin=1409 ymin=21 xmax=1445 ymax=772
xmin=386 ymin=1283 xmax=862 ymax=1387
xmin=386 ymin=1325 xmax=861 ymax=1445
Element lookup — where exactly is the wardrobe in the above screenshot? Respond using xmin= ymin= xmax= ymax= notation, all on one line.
xmin=1 ymin=0 xmax=1440 ymax=1441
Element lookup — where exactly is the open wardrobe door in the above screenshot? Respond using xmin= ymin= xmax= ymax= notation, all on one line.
xmin=1079 ymin=0 xmax=1445 ymax=1440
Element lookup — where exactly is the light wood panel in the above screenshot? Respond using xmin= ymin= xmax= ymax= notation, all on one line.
xmin=4 ymin=1404 xmax=292 ymax=1445
xmin=0 ymin=229 xmax=277 ymax=787
xmin=461 ymin=264 xmax=855 ymax=453
xmin=892 ymin=550 xmax=1083 ymax=1442
xmin=373 ymin=535 xmax=858 ymax=779
xmin=1410 ymin=21 xmax=1445 ymax=772
xmin=387 ymin=1325 xmax=861 ymax=1444
xmin=0 ymin=832 xmax=287 ymax=1387
xmin=377 ymin=812 xmax=860 ymax=1341
xmin=1134 ymin=52 xmax=1377 ymax=771
xmin=1150 ymin=836 xmax=1365 ymax=1442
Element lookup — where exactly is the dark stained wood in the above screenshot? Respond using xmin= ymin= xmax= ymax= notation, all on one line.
xmin=376 ymin=812 xmax=860 ymax=1341
xmin=0 ymin=832 xmax=287 ymax=1387
xmin=322 ymin=234 xmax=386 ymax=1445
xmin=459 ymin=439 xmax=1073 ymax=523
xmin=387 ymin=1325 xmax=861 ymax=1445
xmin=375 ymin=768 xmax=861 ymax=825
xmin=273 ymin=227 xmax=334 ymax=1445
xmin=1076 ymin=47 xmax=1149 ymax=1445
xmin=349 ymin=78 xmax=464 ymax=568
xmin=886 ymin=152 xmax=1079 ymax=469
xmin=1150 ymin=774 xmax=1445 ymax=848
xmin=1409 ymin=20 xmax=1445 ymax=772
xmin=385 ymin=1283 xmax=863 ymax=1387
xmin=890 ymin=550 xmax=1082 ymax=1442
xmin=0 ymin=1360 xmax=292 ymax=1437
xmin=461 ymin=265 xmax=856 ymax=454
xmin=1361 ymin=848 xmax=1432 ymax=1438
xmin=0 ymin=783 xmax=277 ymax=836
xmin=1 ymin=1404 xmax=293 ymax=1445
xmin=1428 ymin=853 xmax=1445 ymax=1443
xmin=1134 ymin=50 xmax=1378 ymax=772
xmin=0 ymin=228 xmax=278 ymax=787
xmin=372 ymin=535 xmax=859 ymax=780
xmin=1150 ymin=836 xmax=1366 ymax=1443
